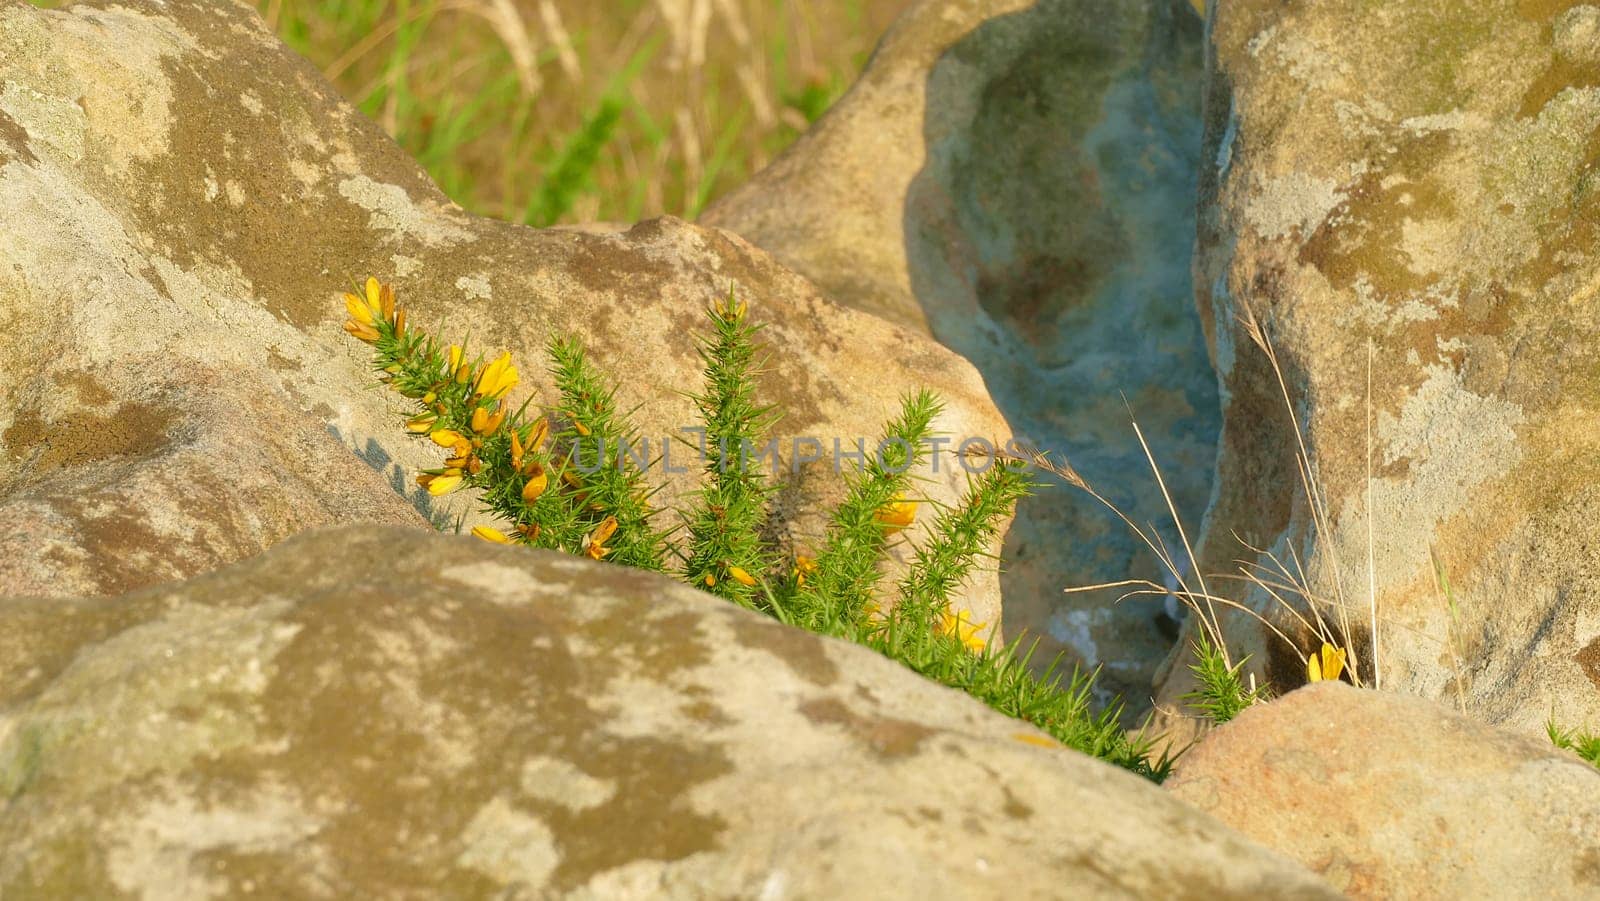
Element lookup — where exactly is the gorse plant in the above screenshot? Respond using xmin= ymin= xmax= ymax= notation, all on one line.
xmin=1548 ymin=720 xmax=1600 ymax=770
xmin=341 ymin=278 xmax=1170 ymax=781
xmin=1183 ymin=637 xmax=1270 ymax=726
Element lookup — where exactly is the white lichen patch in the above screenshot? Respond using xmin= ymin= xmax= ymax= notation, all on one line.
xmin=337 ymin=175 xmax=472 ymax=246
xmin=391 ymin=254 xmax=423 ymax=277
xmin=1555 ymin=6 xmax=1600 ymax=63
xmin=520 ymin=756 xmax=618 ymax=811
xmin=455 ymin=273 xmax=493 ymax=300
xmin=0 ymin=83 xmax=85 ymax=162
xmin=9 ymin=4 xmax=198 ymax=175
xmin=1244 ymin=171 xmax=1345 ymax=240
xmin=440 ymin=561 xmax=548 ymax=607
xmin=107 ymin=780 xmax=325 ymax=901
xmin=456 ymin=797 xmax=561 ymax=887
xmin=4 ymin=601 xmax=300 ymax=797
xmin=1342 ymin=365 xmax=1525 ymax=591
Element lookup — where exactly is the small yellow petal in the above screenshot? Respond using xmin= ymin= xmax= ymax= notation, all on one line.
xmin=430 ymin=429 xmax=467 ymax=448
xmin=405 ymin=414 xmax=437 ymax=434
xmin=472 ymin=525 xmax=513 ymax=544
xmin=344 ymin=292 xmax=375 ymax=326
xmin=703 ymin=573 xmax=716 ymax=587
xmin=728 ymin=566 xmax=757 ymax=587
xmin=591 ymin=516 xmax=618 ymax=545
xmin=379 ymin=283 xmax=396 ymax=321
xmin=1321 ymin=643 xmax=1346 ymax=682
xmin=521 ymin=465 xmax=548 ymax=504
xmin=448 ymin=345 xmax=464 ymax=377
xmin=876 ymin=497 xmax=917 ymax=534
xmin=527 ymin=418 xmax=550 ymax=453
xmin=426 ymin=473 xmax=463 ymax=496
xmin=343 ymin=320 xmax=380 ymax=342
xmin=1012 ymin=732 xmax=1060 ymax=750
xmin=365 ymin=276 xmax=382 ymax=313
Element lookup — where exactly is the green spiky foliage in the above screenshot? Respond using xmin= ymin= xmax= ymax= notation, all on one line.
xmin=893 ymin=460 xmax=1034 ymax=630
xmin=345 ymin=279 xmax=1172 ymax=782
xmin=681 ymin=291 xmax=780 ymax=608
xmin=547 ymin=336 xmax=670 ymax=570
xmin=1548 ymin=720 xmax=1600 ymax=769
xmin=779 ymin=391 xmax=939 ymax=634
xmin=1183 ymin=637 xmax=1270 ymax=725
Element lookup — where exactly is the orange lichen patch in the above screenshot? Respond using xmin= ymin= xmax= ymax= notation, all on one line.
xmin=1515 ymin=0 xmax=1589 ymax=22
xmin=1296 ymin=131 xmax=1457 ymax=299
xmin=3 ymin=401 xmax=177 ymax=469
xmin=1576 ymin=636 xmax=1600 ymax=691
xmin=1518 ymin=59 xmax=1600 ymax=119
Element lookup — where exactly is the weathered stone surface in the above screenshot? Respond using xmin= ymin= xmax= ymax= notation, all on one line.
xmin=1154 ymin=0 xmax=1600 ymax=731
xmin=0 ymin=0 xmax=1011 ymax=629
xmin=1167 ymin=683 xmax=1600 ymax=899
xmin=707 ymin=0 xmax=1216 ymax=709
xmin=0 ymin=525 xmax=1337 ymax=899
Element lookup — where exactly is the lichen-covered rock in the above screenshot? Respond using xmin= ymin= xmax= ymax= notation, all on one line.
xmin=1155 ymin=0 xmax=1600 ymax=730
xmin=0 ymin=525 xmax=1337 ymax=899
xmin=707 ymin=0 xmax=1217 ymax=710
xmin=0 ymin=0 xmax=1011 ymax=630
xmin=1166 ymin=683 xmax=1600 ymax=899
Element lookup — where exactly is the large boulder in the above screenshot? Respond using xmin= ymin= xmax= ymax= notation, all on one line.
xmin=1166 ymin=683 xmax=1600 ymax=898
xmin=707 ymin=0 xmax=1218 ymax=711
xmin=0 ymin=525 xmax=1338 ymax=899
xmin=1155 ymin=0 xmax=1600 ymax=730
xmin=0 ymin=0 xmax=1011 ymax=629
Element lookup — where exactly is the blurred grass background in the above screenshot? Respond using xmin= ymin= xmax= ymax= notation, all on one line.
xmin=32 ymin=0 xmax=905 ymax=224
xmin=254 ymin=0 xmax=908 ymax=225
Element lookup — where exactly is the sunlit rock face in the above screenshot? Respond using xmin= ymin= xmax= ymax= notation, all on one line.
xmin=0 ymin=526 xmax=1338 ymax=899
xmin=0 ymin=0 xmax=1012 ymax=628
xmin=1168 ymin=683 xmax=1600 ymax=899
xmin=708 ymin=0 xmax=1219 ymax=713
xmin=1156 ymin=0 xmax=1600 ymax=732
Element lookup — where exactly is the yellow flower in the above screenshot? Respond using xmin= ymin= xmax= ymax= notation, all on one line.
xmin=405 ymin=413 xmax=437 ymax=434
xmin=875 ymin=496 xmax=917 ymax=535
xmin=713 ymin=290 xmax=748 ymax=320
xmin=792 ymin=555 xmax=817 ymax=586
xmin=344 ymin=291 xmax=376 ymax=327
xmin=343 ymin=320 xmax=380 ymax=343
xmin=475 ymin=351 xmax=519 ymax=400
xmin=583 ymin=516 xmax=618 ymax=560
xmin=421 ymin=472 xmax=463 ymax=496
xmin=472 ymin=525 xmax=513 ymax=544
xmin=1307 ymin=642 xmax=1346 ymax=683
xmin=526 ymin=418 xmax=550 ymax=452
xmin=448 ymin=344 xmax=466 ymax=379
xmin=728 ymin=565 xmax=757 ymax=587
xmin=939 ymin=608 xmax=988 ymax=653
xmin=471 ymin=406 xmax=506 ymax=437
xmin=375 ymin=278 xmax=395 ymax=322
xmin=703 ymin=572 xmax=716 ymax=587
xmin=430 ymin=428 xmax=470 ymax=451
xmin=521 ymin=462 xmax=549 ymax=504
